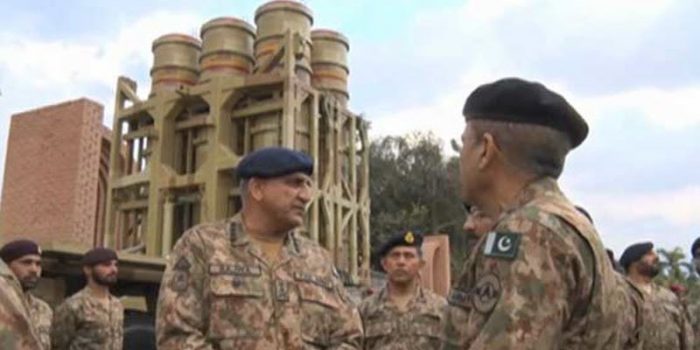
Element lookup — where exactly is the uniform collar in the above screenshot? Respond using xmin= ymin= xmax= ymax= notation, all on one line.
xmin=378 ymin=283 xmax=425 ymax=304
xmin=499 ymin=176 xmax=563 ymax=217
xmin=228 ymin=214 xmax=301 ymax=257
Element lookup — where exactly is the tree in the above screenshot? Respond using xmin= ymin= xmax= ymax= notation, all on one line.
xmin=369 ymin=132 xmax=468 ymax=275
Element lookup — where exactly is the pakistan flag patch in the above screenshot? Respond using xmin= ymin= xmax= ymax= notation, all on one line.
xmin=483 ymin=231 xmax=521 ymax=260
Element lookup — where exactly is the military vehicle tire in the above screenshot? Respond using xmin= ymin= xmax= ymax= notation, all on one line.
xmin=123 ymin=311 xmax=156 ymax=350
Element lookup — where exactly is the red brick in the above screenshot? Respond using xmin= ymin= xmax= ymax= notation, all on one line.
xmin=0 ymin=98 xmax=110 ymax=249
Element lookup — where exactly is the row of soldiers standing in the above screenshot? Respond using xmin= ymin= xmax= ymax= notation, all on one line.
xmin=0 ymin=241 xmax=123 ymax=349
xmin=1 ymin=77 xmax=698 ymax=349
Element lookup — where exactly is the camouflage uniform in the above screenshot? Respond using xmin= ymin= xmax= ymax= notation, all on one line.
xmin=687 ymin=298 xmax=700 ymax=350
xmin=634 ymin=282 xmax=693 ymax=350
xmin=51 ymin=287 xmax=124 ymax=350
xmin=0 ymin=259 xmax=42 ymax=349
xmin=359 ymin=285 xmax=446 ymax=350
xmin=442 ymin=178 xmax=623 ymax=349
xmin=614 ymin=273 xmax=644 ymax=350
xmin=27 ymin=293 xmax=52 ymax=350
xmin=156 ymin=214 xmax=363 ymax=349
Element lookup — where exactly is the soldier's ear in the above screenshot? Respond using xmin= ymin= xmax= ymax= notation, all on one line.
xmin=248 ymin=178 xmax=266 ymax=202
xmin=380 ymin=257 xmax=388 ymax=272
xmin=479 ymin=132 xmax=498 ymax=170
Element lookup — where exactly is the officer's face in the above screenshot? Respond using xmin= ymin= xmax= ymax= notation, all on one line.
xmin=463 ymin=207 xmax=495 ymax=238
xmin=381 ymin=246 xmax=423 ymax=284
xmin=8 ymin=254 xmax=41 ymax=291
xmin=257 ymin=172 xmax=313 ymax=229
xmin=459 ymin=123 xmax=488 ymax=206
xmin=89 ymin=259 xmax=118 ymax=286
xmin=637 ymin=251 xmax=660 ymax=277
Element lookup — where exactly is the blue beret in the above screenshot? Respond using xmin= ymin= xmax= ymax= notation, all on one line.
xmin=236 ymin=147 xmax=313 ymax=179
xmin=463 ymin=77 xmax=588 ymax=148
xmin=379 ymin=231 xmax=424 ymax=257
xmin=0 ymin=239 xmax=41 ymax=263
xmin=692 ymin=237 xmax=700 ymax=258
xmin=619 ymin=242 xmax=653 ymax=270
xmin=82 ymin=247 xmax=118 ymax=266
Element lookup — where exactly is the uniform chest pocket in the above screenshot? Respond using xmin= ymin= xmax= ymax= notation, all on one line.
xmin=208 ymin=265 xmax=266 ymax=340
xmin=364 ymin=320 xmax=393 ymax=338
xmin=209 ymin=263 xmax=265 ymax=298
xmin=412 ymin=312 xmax=443 ymax=339
xmin=294 ymin=272 xmax=340 ymax=310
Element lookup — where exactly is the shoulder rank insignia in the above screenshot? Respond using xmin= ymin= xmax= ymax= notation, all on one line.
xmin=483 ymin=231 xmax=521 ymax=260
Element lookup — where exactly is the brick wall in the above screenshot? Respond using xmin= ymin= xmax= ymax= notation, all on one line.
xmin=0 ymin=98 xmax=107 ymax=249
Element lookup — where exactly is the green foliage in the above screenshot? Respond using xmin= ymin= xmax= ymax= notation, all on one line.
xmin=655 ymin=247 xmax=700 ymax=300
xmin=369 ymin=132 xmax=468 ymax=275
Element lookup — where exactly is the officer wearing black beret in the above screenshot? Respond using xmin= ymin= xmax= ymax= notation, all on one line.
xmin=359 ymin=231 xmax=446 ymax=349
xmin=620 ymin=242 xmax=655 ymax=272
xmin=444 ymin=77 xmax=623 ymax=348
xmin=377 ymin=231 xmax=424 ymax=259
xmin=0 ymin=239 xmax=52 ymax=349
xmin=52 ymin=246 xmax=123 ymax=349
xmin=156 ymin=147 xmax=363 ymax=348
xmin=622 ymin=241 xmax=694 ymax=349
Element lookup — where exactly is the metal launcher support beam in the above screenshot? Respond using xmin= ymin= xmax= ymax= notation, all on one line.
xmin=105 ymin=22 xmax=370 ymax=284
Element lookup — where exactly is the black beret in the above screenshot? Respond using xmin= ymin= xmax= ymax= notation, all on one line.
xmin=0 ymin=239 xmax=41 ymax=263
xmin=692 ymin=237 xmax=700 ymax=258
xmin=82 ymin=247 xmax=118 ymax=266
xmin=463 ymin=77 xmax=589 ymax=148
xmin=236 ymin=147 xmax=313 ymax=179
xmin=619 ymin=242 xmax=653 ymax=270
xmin=379 ymin=231 xmax=424 ymax=257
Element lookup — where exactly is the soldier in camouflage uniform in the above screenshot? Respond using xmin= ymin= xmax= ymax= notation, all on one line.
xmin=156 ymin=147 xmax=363 ymax=349
xmin=688 ymin=238 xmax=700 ymax=350
xmin=1 ymin=239 xmax=53 ymax=349
xmin=442 ymin=78 xmax=623 ymax=349
xmin=577 ymin=207 xmax=645 ymax=350
xmin=461 ymin=205 xmax=495 ymax=258
xmin=0 ymin=259 xmax=43 ymax=349
xmin=621 ymin=242 xmax=694 ymax=350
xmin=359 ymin=231 xmax=446 ymax=349
xmin=52 ymin=248 xmax=123 ymax=350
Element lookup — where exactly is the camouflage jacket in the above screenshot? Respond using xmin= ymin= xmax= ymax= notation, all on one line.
xmin=687 ymin=296 xmax=700 ymax=350
xmin=442 ymin=177 xmax=623 ymax=350
xmin=51 ymin=287 xmax=124 ymax=350
xmin=156 ymin=214 xmax=363 ymax=349
xmin=0 ymin=259 xmax=43 ymax=349
xmin=633 ymin=282 xmax=693 ymax=350
xmin=27 ymin=293 xmax=53 ymax=350
xmin=359 ymin=285 xmax=446 ymax=350
xmin=614 ymin=273 xmax=645 ymax=350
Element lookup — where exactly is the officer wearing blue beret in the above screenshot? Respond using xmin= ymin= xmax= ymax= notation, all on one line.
xmin=157 ymin=147 xmax=363 ymax=349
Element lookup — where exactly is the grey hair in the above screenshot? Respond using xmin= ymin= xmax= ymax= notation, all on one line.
xmin=239 ymin=179 xmax=249 ymax=206
xmin=471 ymin=120 xmax=572 ymax=179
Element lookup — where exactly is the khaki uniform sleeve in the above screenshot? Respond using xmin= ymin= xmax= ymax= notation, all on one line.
xmin=681 ymin=300 xmax=694 ymax=350
xmin=465 ymin=220 xmax=589 ymax=349
xmin=51 ymin=302 xmax=77 ymax=350
xmin=38 ymin=301 xmax=53 ymax=350
xmin=156 ymin=229 xmax=214 ymax=350
xmin=0 ymin=275 xmax=41 ymax=350
xmin=328 ymin=272 xmax=364 ymax=349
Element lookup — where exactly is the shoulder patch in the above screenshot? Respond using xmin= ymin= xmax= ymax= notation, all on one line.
xmin=472 ymin=274 xmax=501 ymax=313
xmin=483 ymin=231 xmax=521 ymax=260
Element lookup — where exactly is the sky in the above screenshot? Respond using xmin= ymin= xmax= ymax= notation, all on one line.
xmin=0 ymin=0 xmax=698 ymax=258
